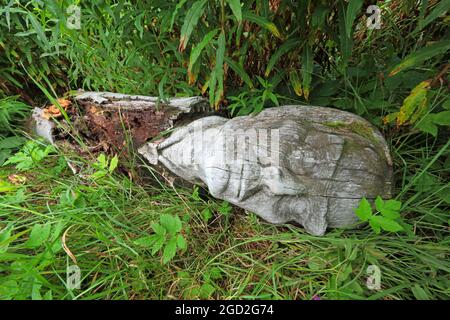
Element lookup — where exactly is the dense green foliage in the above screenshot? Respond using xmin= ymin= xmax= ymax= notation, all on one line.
xmin=0 ymin=0 xmax=449 ymax=300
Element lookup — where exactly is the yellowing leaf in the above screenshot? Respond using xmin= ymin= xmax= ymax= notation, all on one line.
xmin=397 ymin=80 xmax=430 ymax=126
xmin=178 ymin=0 xmax=208 ymax=52
xmin=301 ymin=44 xmax=313 ymax=100
xmin=242 ymin=11 xmax=282 ymax=39
xmin=383 ymin=112 xmax=398 ymax=125
xmin=289 ymin=71 xmax=302 ymax=96
xmin=188 ymin=29 xmax=219 ymax=85
xmin=212 ymin=32 xmax=226 ymax=109
xmin=389 ymin=40 xmax=450 ymax=76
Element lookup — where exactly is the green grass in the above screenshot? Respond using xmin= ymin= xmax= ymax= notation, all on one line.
xmin=0 ymin=131 xmax=448 ymax=300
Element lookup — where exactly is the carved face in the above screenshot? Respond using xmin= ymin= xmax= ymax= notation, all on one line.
xmin=140 ymin=105 xmax=392 ymax=236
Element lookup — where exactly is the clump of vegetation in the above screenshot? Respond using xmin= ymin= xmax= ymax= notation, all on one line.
xmin=354 ymin=197 xmax=405 ymax=234
xmin=0 ymin=0 xmax=449 ymax=300
xmin=0 ymin=96 xmax=31 ymax=165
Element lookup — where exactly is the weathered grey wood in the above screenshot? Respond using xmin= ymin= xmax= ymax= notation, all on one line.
xmin=74 ymin=91 xmax=209 ymax=113
xmin=32 ymin=91 xmax=393 ymax=236
xmin=139 ymin=105 xmax=393 ymax=236
xmin=32 ymin=91 xmax=210 ymax=149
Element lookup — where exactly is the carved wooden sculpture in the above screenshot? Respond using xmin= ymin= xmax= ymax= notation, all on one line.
xmin=139 ymin=105 xmax=393 ymax=236
xmin=33 ymin=92 xmax=393 ymax=236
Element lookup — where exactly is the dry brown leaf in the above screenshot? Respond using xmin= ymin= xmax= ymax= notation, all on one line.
xmin=8 ymin=174 xmax=27 ymax=185
xmin=62 ymin=225 xmax=78 ymax=265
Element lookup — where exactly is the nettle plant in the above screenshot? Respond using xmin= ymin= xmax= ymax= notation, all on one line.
xmin=354 ymin=196 xmax=405 ymax=234
xmin=3 ymin=140 xmax=56 ymax=171
xmin=90 ymin=153 xmax=119 ymax=180
xmin=178 ymin=0 xmax=366 ymax=109
xmin=134 ymin=214 xmax=187 ymax=264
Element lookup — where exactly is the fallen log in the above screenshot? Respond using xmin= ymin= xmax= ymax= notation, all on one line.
xmin=32 ymin=91 xmax=211 ymax=151
xmin=33 ymin=91 xmax=393 ymax=236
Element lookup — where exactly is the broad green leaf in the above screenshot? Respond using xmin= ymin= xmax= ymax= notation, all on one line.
xmin=432 ymin=111 xmax=450 ymax=126
xmin=227 ymin=0 xmax=242 ymax=23
xmin=265 ymin=37 xmax=301 ymax=77
xmin=151 ymin=235 xmax=165 ymax=255
xmin=416 ymin=113 xmax=438 ymax=136
xmin=411 ymin=284 xmax=430 ymax=300
xmin=179 ymin=0 xmax=207 ymax=52
xmin=201 ymin=208 xmax=213 ymax=223
xmin=91 ymin=170 xmax=108 ymax=180
xmin=242 ymin=11 xmax=282 ymax=39
xmin=97 ymin=154 xmax=108 ymax=169
xmin=151 ymin=222 xmax=167 ymax=236
xmin=389 ymin=41 xmax=450 ymax=76
xmin=162 ymin=237 xmax=177 ymax=264
xmin=375 ymin=196 xmax=401 ymax=219
xmin=345 ymin=0 xmax=363 ymax=38
xmin=176 ymin=234 xmax=187 ymax=250
xmin=0 ymin=180 xmax=16 ymax=193
xmin=208 ymin=267 xmax=223 ymax=280
xmin=370 ymin=216 xmax=404 ymax=233
xmin=224 ymin=56 xmax=253 ymax=88
xmin=213 ymin=32 xmax=226 ymax=108
xmin=25 ymin=223 xmax=51 ymax=248
xmin=109 ymin=155 xmax=119 ymax=172
xmin=218 ymin=201 xmax=232 ymax=216
xmin=199 ymin=283 xmax=215 ymax=298
xmin=160 ymin=214 xmax=182 ymax=234
xmin=191 ymin=186 xmax=201 ymax=201
xmin=354 ymin=197 xmax=372 ymax=221
xmin=301 ymin=44 xmax=313 ymax=100
xmin=369 ymin=219 xmax=381 ymax=234
xmin=417 ymin=111 xmax=450 ymax=136
xmin=188 ymin=29 xmax=219 ymax=84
